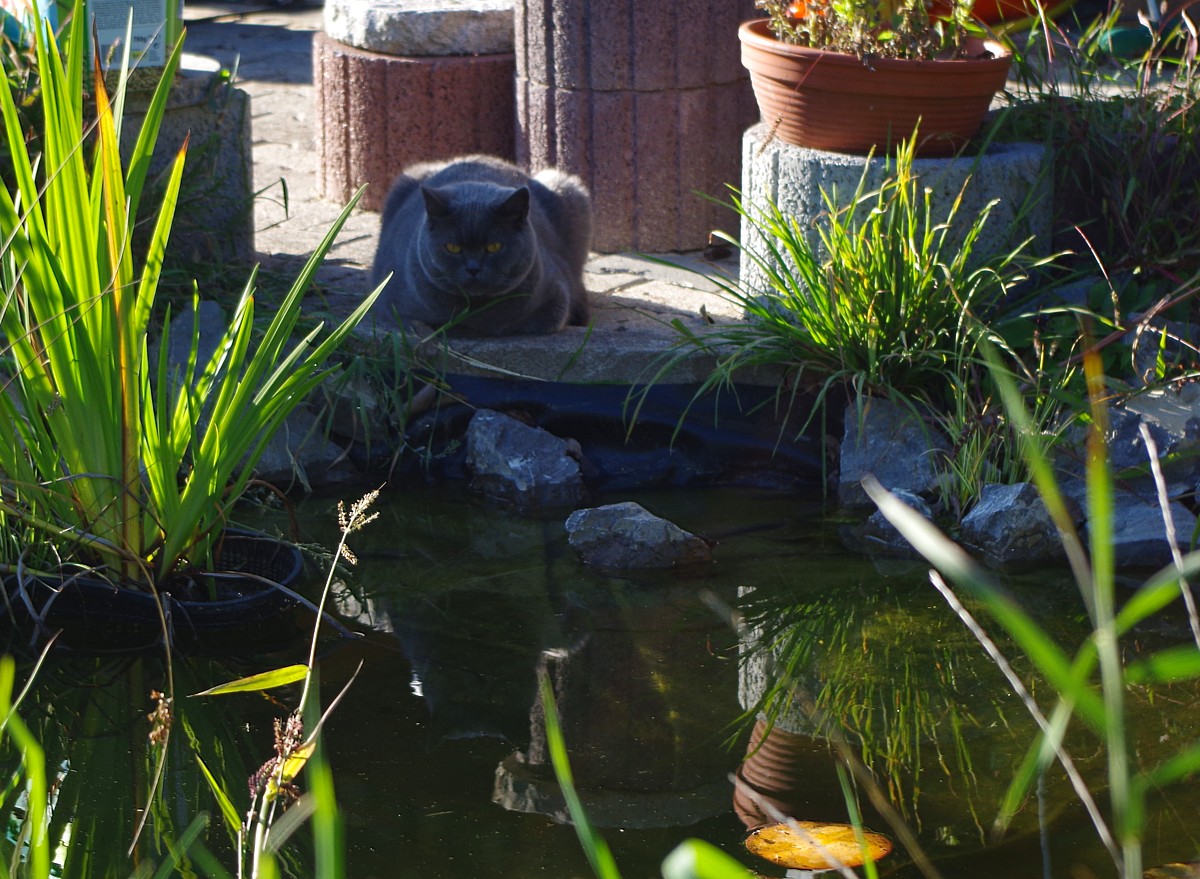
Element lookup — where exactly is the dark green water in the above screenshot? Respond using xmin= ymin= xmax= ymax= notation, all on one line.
xmin=6 ymin=483 xmax=1200 ymax=878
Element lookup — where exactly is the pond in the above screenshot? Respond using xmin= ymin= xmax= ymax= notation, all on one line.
xmin=4 ymin=483 xmax=1200 ymax=878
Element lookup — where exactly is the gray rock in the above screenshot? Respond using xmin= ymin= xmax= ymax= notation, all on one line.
xmin=465 ymin=409 xmax=585 ymax=511
xmin=1108 ymin=491 xmax=1196 ymax=570
xmin=961 ymin=482 xmax=1064 ymax=567
xmin=1104 ymin=407 xmax=1174 ymax=473
xmin=1122 ymin=384 xmax=1200 ymax=483
xmin=838 ymin=399 xmax=949 ymax=508
xmin=860 ymin=488 xmax=934 ymax=558
xmin=252 ymin=404 xmax=356 ymax=492
xmin=564 ymin=502 xmax=711 ymax=569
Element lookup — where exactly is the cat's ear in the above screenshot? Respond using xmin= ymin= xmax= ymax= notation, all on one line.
xmin=498 ymin=187 xmax=531 ymax=227
xmin=422 ymin=185 xmax=452 ymax=219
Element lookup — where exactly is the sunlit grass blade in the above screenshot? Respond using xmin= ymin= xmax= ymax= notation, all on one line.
xmin=837 ymin=763 xmax=882 ymax=879
xmin=661 ymin=839 xmax=754 ymax=879
xmin=1136 ymin=740 xmax=1200 ymax=791
xmin=538 ymin=670 xmax=623 ymax=879
xmin=865 ymin=477 xmax=1108 ymax=732
xmin=123 ymin=33 xmax=185 ymax=220
xmin=0 ymin=657 xmax=50 ymax=879
xmin=154 ymin=813 xmax=234 ymax=879
xmin=1116 ymin=550 xmax=1200 ymax=631
xmin=191 ymin=665 xmax=309 ymax=697
xmin=1079 ymin=349 xmax=1138 ymax=878
xmin=1124 ymin=645 xmax=1200 ymax=684
xmin=194 ymin=754 xmax=244 ymax=836
xmin=308 ymin=728 xmax=344 ymax=879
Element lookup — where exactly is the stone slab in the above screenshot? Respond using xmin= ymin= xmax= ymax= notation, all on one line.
xmin=324 ymin=0 xmax=515 ymax=56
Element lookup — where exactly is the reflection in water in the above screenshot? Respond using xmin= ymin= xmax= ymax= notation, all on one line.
xmin=314 ymin=486 xmax=1200 ymax=878
xmin=493 ymin=591 xmax=738 ymax=829
xmin=0 ymin=654 xmax=299 ymax=878
xmin=5 ymin=485 xmax=1200 ymax=878
xmin=736 ymin=582 xmax=1042 ymax=840
xmin=340 ymin=488 xmax=741 ymax=829
xmin=389 ymin=589 xmax=545 ymax=745
xmin=734 ymin=718 xmax=834 ymax=833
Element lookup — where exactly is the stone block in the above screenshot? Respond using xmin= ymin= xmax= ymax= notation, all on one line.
xmin=324 ymin=0 xmax=515 ymax=56
xmin=515 ymin=0 xmax=750 ymax=91
xmin=739 ymin=123 xmax=1052 ymax=295
xmin=516 ymin=76 xmax=756 ymax=252
xmin=514 ymin=0 xmax=759 ymax=253
xmin=314 ymin=32 xmax=516 ymax=211
xmin=838 ymin=399 xmax=949 ymax=508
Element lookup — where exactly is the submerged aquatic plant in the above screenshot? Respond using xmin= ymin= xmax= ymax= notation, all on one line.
xmin=737 ymin=583 xmax=1028 ymax=832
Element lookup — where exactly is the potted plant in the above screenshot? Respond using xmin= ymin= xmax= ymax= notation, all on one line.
xmin=0 ymin=6 xmax=381 ymax=651
xmin=741 ymin=0 xmax=1014 ymax=155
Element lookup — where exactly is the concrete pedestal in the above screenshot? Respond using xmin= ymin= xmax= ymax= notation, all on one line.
xmin=315 ymin=0 xmax=517 ymax=212
xmin=515 ymin=0 xmax=759 ymax=253
xmin=739 ymin=123 xmax=1052 ymax=295
xmin=122 ymin=53 xmax=254 ymax=265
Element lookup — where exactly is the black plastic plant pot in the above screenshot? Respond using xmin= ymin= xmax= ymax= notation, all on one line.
xmin=0 ymin=530 xmax=306 ymax=655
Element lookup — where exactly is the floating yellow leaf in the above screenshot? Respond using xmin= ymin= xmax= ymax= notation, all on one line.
xmin=744 ymin=821 xmax=892 ymax=871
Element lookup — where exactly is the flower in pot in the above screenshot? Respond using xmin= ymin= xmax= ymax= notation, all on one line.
xmin=0 ymin=5 xmax=380 ymax=649
xmin=741 ymin=0 xmax=1014 ymax=155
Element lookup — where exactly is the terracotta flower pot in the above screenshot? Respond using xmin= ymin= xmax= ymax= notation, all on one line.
xmin=739 ymin=18 xmax=1013 ymax=157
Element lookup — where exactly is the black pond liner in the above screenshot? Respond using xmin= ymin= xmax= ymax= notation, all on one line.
xmin=0 ymin=530 xmax=305 ymax=656
xmin=390 ymin=375 xmax=837 ymax=492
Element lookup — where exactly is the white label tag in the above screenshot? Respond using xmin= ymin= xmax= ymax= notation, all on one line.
xmin=90 ymin=0 xmax=167 ymax=67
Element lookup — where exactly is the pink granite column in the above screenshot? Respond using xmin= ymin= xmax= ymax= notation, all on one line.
xmin=515 ymin=0 xmax=759 ymax=253
xmin=315 ymin=2 xmax=517 ymax=212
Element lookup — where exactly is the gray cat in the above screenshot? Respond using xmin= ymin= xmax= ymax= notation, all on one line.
xmin=369 ymin=155 xmax=593 ymax=336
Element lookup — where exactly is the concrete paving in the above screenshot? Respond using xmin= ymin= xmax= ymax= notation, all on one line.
xmin=181 ymin=1 xmax=752 ymax=384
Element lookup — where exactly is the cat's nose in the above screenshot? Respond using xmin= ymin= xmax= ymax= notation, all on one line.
xmin=464 ymin=260 xmax=482 ymax=277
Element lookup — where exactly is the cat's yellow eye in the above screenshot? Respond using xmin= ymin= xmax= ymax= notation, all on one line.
xmin=486 ymin=242 xmax=503 ymax=254
xmin=445 ymin=243 xmax=462 ymax=254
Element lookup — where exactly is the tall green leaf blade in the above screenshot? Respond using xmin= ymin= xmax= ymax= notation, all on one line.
xmin=191 ymin=665 xmax=310 ymax=696
xmin=662 ymin=840 xmax=754 ymax=879
xmin=125 ymin=34 xmax=186 ymax=220
xmin=539 ymin=672 xmax=623 ymax=879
